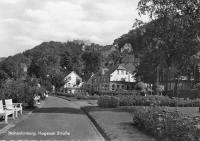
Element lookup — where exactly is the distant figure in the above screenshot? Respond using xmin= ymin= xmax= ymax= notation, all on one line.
xmin=34 ymin=95 xmax=40 ymax=105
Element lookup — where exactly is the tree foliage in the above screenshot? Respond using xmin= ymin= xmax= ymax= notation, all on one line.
xmin=114 ymin=0 xmax=200 ymax=83
xmin=137 ymin=0 xmax=200 ymax=77
xmin=50 ymin=70 xmax=65 ymax=92
xmin=81 ymin=51 xmax=101 ymax=80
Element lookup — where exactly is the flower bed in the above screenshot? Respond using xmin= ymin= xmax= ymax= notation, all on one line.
xmin=118 ymin=95 xmax=200 ymax=107
xmin=131 ymin=107 xmax=200 ymax=141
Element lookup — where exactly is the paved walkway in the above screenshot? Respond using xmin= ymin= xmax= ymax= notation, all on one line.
xmin=1 ymin=96 xmax=104 ymax=140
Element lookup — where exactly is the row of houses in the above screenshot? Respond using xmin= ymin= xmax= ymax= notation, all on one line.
xmin=63 ymin=63 xmax=137 ymax=94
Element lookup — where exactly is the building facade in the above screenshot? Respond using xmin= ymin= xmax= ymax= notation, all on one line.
xmin=85 ymin=64 xmax=136 ymax=94
xmin=64 ymin=71 xmax=83 ymax=94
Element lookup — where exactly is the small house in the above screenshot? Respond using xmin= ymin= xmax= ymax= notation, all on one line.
xmin=64 ymin=71 xmax=82 ymax=94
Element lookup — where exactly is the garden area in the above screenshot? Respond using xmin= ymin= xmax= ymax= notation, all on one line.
xmin=80 ymin=94 xmax=200 ymax=141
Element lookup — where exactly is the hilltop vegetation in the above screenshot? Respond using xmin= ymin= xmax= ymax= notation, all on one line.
xmin=0 ymin=40 xmax=118 ymax=90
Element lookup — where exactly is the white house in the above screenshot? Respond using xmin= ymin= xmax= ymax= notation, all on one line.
xmin=85 ymin=64 xmax=136 ymax=93
xmin=110 ymin=65 xmax=136 ymax=82
xmin=64 ymin=71 xmax=82 ymax=94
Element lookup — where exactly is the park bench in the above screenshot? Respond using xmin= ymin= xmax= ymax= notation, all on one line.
xmin=5 ymin=99 xmax=22 ymax=118
xmin=0 ymin=100 xmax=15 ymax=123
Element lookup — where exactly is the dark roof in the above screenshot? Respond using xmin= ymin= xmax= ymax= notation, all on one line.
xmin=104 ymin=65 xmax=122 ymax=76
xmin=86 ymin=71 xmax=102 ymax=84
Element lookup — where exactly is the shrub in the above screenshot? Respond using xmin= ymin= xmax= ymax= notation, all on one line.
xmin=0 ymin=80 xmax=38 ymax=108
xmin=24 ymin=85 xmax=37 ymax=107
xmin=76 ymin=94 xmax=87 ymax=100
xmin=132 ymin=107 xmax=200 ymax=141
xmin=57 ymin=92 xmax=75 ymax=97
xmin=98 ymin=95 xmax=119 ymax=108
xmin=36 ymin=87 xmax=46 ymax=100
xmin=118 ymin=95 xmax=200 ymax=107
xmin=75 ymin=92 xmax=99 ymax=100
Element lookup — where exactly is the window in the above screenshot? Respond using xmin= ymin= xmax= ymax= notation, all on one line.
xmin=117 ymin=70 xmax=119 ymax=74
xmin=127 ymin=85 xmax=129 ymax=90
xmin=117 ymin=85 xmax=120 ymax=89
xmin=126 ymin=71 xmax=128 ymax=75
xmin=112 ymin=84 xmax=115 ymax=91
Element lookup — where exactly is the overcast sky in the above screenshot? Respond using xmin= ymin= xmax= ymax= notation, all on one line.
xmin=0 ymin=0 xmax=146 ymax=57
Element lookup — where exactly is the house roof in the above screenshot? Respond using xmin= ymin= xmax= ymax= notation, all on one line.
xmin=104 ymin=65 xmax=119 ymax=76
xmin=64 ymin=71 xmax=82 ymax=81
xmin=104 ymin=63 xmax=135 ymax=76
xmin=85 ymin=71 xmax=102 ymax=84
xmin=86 ymin=73 xmax=95 ymax=84
xmin=85 ymin=63 xmax=136 ymax=84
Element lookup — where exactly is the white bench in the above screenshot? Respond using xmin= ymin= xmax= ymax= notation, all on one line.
xmin=5 ymin=99 xmax=22 ymax=118
xmin=0 ymin=100 xmax=15 ymax=123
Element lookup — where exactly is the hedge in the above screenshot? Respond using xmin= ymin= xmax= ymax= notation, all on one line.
xmin=132 ymin=107 xmax=200 ymax=141
xmin=118 ymin=95 xmax=200 ymax=107
xmin=97 ymin=95 xmax=119 ymax=108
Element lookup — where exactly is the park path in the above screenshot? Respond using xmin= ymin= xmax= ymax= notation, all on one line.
xmin=1 ymin=96 xmax=104 ymax=141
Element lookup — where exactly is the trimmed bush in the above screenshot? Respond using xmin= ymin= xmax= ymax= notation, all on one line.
xmin=76 ymin=94 xmax=99 ymax=100
xmin=132 ymin=107 xmax=200 ymax=141
xmin=118 ymin=95 xmax=200 ymax=107
xmin=57 ymin=92 xmax=75 ymax=97
xmin=98 ymin=95 xmax=119 ymax=108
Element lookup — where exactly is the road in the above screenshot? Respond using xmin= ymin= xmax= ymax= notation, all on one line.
xmin=1 ymin=96 xmax=104 ymax=141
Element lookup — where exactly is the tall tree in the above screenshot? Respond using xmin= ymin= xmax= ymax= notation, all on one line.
xmin=50 ymin=70 xmax=65 ymax=93
xmin=81 ymin=51 xmax=101 ymax=80
xmin=60 ymin=51 xmax=73 ymax=73
xmin=137 ymin=0 xmax=200 ymax=79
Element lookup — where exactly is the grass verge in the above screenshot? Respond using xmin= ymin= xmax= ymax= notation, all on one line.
xmin=81 ymin=106 xmax=111 ymax=141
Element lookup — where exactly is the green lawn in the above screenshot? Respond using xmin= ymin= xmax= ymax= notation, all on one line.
xmin=84 ymin=105 xmax=200 ymax=141
xmin=85 ymin=107 xmax=156 ymax=141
